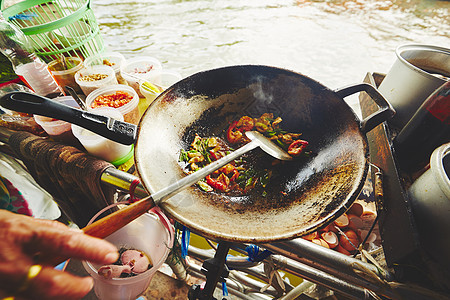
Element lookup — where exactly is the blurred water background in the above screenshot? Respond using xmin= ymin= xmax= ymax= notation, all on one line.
xmin=90 ymin=0 xmax=449 ymax=111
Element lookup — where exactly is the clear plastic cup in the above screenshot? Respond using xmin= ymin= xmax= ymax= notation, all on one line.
xmin=120 ymin=56 xmax=162 ymax=97
xmin=138 ymin=70 xmax=182 ymax=112
xmin=84 ymin=52 xmax=127 ymax=84
xmin=33 ymin=96 xmax=80 ymax=146
xmin=147 ymin=69 xmax=182 ymax=90
xmin=71 ymin=107 xmax=133 ymax=163
xmin=14 ymin=58 xmax=62 ymax=97
xmin=139 ymin=81 xmax=162 ymax=107
xmin=48 ymin=56 xmax=84 ymax=94
xmin=82 ymin=207 xmax=173 ymax=300
xmin=85 ymin=84 xmax=140 ymax=124
xmin=75 ymin=65 xmax=118 ymax=96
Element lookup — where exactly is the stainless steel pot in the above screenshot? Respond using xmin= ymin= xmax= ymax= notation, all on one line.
xmin=378 ymin=44 xmax=450 ymax=129
xmin=409 ymin=142 xmax=450 ymax=268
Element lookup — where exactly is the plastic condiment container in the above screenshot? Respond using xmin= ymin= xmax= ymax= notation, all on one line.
xmin=71 ymin=107 xmax=133 ymax=164
xmin=84 ymin=52 xmax=127 ymax=84
xmin=120 ymin=56 xmax=162 ymax=97
xmin=139 ymin=70 xmax=182 ymax=105
xmin=48 ymin=56 xmax=84 ymax=94
xmin=82 ymin=208 xmax=173 ymax=300
xmin=33 ymin=96 xmax=80 ymax=146
xmin=139 ymin=81 xmax=163 ymax=107
xmin=75 ymin=65 xmax=118 ymax=96
xmin=147 ymin=69 xmax=182 ymax=90
xmin=85 ymin=84 xmax=140 ymax=125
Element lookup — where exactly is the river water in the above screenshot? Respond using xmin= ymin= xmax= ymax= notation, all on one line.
xmin=91 ymin=0 xmax=449 ymax=111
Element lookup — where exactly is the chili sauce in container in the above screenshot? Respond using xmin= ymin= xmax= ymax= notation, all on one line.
xmin=85 ymin=84 xmax=140 ymax=124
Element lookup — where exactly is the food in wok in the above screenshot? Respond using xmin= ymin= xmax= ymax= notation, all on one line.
xmin=179 ymin=113 xmax=309 ymax=195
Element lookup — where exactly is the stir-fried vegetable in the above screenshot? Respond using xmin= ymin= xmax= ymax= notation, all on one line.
xmin=179 ymin=113 xmax=308 ymax=194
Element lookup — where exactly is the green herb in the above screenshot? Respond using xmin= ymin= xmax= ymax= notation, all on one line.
xmin=245 ymin=177 xmax=253 ymax=188
xmin=198 ymin=180 xmax=213 ymax=192
xmin=179 ymin=150 xmax=189 ymax=162
xmin=275 ymin=139 xmax=287 ymax=148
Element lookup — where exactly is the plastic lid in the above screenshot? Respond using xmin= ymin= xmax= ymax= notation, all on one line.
xmin=111 ymin=145 xmax=134 ymax=166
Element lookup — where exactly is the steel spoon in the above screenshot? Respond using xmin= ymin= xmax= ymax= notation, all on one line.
xmin=82 ymin=131 xmax=292 ymax=239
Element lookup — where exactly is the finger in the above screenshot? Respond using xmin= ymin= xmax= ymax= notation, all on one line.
xmin=26 ymin=217 xmax=73 ymax=231
xmin=26 ymin=228 xmax=118 ymax=265
xmin=2 ymin=210 xmax=69 ymax=231
xmin=19 ymin=266 xmax=94 ymax=300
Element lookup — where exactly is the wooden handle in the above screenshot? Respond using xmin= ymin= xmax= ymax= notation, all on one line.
xmin=47 ymin=197 xmax=156 ymax=267
xmin=82 ymin=196 xmax=156 ymax=239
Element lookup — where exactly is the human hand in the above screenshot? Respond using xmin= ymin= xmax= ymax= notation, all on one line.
xmin=0 ymin=210 xmax=119 ymax=300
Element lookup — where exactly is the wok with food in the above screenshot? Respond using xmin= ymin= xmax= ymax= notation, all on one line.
xmin=0 ymin=65 xmax=394 ymax=243
xmin=135 ymin=65 xmax=394 ymax=242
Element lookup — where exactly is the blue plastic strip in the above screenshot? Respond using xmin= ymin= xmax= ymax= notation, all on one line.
xmin=181 ymin=226 xmax=190 ymax=258
xmin=245 ymin=245 xmax=272 ymax=262
xmin=222 ymin=281 xmax=228 ymax=296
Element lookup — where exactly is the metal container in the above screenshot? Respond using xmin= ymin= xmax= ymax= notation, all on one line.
xmin=378 ymin=44 xmax=450 ymax=129
xmin=409 ymin=143 xmax=450 ymax=268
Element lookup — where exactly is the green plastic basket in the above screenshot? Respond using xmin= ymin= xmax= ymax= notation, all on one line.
xmin=1 ymin=0 xmax=104 ymax=63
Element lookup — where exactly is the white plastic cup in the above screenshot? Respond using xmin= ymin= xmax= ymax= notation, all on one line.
xmin=75 ymin=65 xmax=118 ymax=96
xmin=33 ymin=96 xmax=80 ymax=146
xmin=147 ymin=69 xmax=182 ymax=90
xmin=14 ymin=59 xmax=61 ymax=97
xmin=120 ymin=56 xmax=162 ymax=97
xmin=85 ymin=84 xmax=140 ymax=124
xmin=139 ymin=70 xmax=182 ymax=107
xmin=82 ymin=207 xmax=173 ymax=300
xmin=139 ymin=81 xmax=162 ymax=107
xmin=84 ymin=52 xmax=127 ymax=84
xmin=71 ymin=107 xmax=132 ymax=164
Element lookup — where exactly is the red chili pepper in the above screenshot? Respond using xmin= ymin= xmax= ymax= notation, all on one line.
xmin=288 ymin=140 xmax=309 ymax=156
xmin=209 ymin=150 xmax=221 ymax=161
xmin=229 ymin=169 xmax=239 ymax=182
xmin=206 ymin=175 xmax=228 ymax=191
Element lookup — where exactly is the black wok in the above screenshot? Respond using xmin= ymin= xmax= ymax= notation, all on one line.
xmin=0 ymin=65 xmax=394 ymax=243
